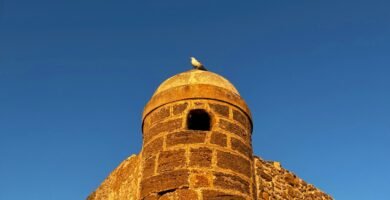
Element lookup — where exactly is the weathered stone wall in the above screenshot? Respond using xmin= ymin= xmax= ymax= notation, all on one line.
xmin=88 ymin=154 xmax=332 ymax=200
xmin=254 ymin=157 xmax=332 ymax=200
xmin=140 ymin=99 xmax=254 ymax=199
xmin=88 ymin=69 xmax=333 ymax=199
xmin=87 ymin=99 xmax=332 ymax=200
xmin=88 ymin=155 xmax=141 ymax=200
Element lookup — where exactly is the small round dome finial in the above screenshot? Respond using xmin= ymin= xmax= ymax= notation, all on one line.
xmin=153 ymin=69 xmax=239 ymax=95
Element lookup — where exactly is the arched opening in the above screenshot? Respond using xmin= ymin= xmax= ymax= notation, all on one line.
xmin=187 ymin=109 xmax=211 ymax=131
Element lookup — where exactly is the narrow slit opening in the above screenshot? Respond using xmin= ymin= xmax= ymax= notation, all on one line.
xmin=157 ymin=189 xmax=176 ymax=196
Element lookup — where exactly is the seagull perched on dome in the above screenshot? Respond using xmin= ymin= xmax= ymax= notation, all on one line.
xmin=190 ymin=57 xmax=207 ymax=71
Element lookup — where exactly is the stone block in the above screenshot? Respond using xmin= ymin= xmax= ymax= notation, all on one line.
xmin=145 ymin=118 xmax=182 ymax=142
xmin=158 ymin=149 xmax=186 ymax=173
xmin=143 ymin=155 xmax=156 ymax=179
xmin=231 ymin=138 xmax=252 ymax=158
xmin=210 ymin=131 xmax=227 ymax=147
xmin=190 ymin=174 xmax=210 ymax=188
xmin=217 ymin=151 xmax=251 ymax=177
xmin=190 ymin=147 xmax=212 ymax=167
xmin=166 ymin=131 xmax=206 ymax=147
xmin=284 ymin=173 xmax=299 ymax=187
xmin=209 ymin=103 xmax=229 ymax=117
xmin=214 ymin=172 xmax=250 ymax=194
xmin=176 ymin=189 xmax=198 ymax=199
xmin=159 ymin=192 xmax=175 ymax=200
xmin=140 ymin=169 xmax=189 ymax=198
xmin=143 ymin=137 xmax=164 ymax=159
xmin=258 ymin=170 xmax=272 ymax=182
xmin=150 ymin=106 xmax=170 ymax=124
xmin=233 ymin=109 xmax=250 ymax=130
xmin=219 ymin=119 xmax=249 ymax=142
xmin=261 ymin=191 xmax=270 ymax=200
xmin=173 ymin=102 xmax=188 ymax=115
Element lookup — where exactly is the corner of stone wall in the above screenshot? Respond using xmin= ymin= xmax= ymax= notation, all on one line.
xmin=87 ymin=154 xmax=141 ymax=200
xmin=253 ymin=156 xmax=333 ymax=200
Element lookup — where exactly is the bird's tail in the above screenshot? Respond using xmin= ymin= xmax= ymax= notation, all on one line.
xmin=199 ymin=66 xmax=207 ymax=71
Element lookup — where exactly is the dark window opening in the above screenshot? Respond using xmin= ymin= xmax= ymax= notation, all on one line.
xmin=187 ymin=109 xmax=211 ymax=131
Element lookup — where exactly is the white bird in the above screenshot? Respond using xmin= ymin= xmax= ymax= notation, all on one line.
xmin=190 ymin=57 xmax=207 ymax=71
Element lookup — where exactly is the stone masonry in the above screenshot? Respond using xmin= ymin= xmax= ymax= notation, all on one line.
xmin=88 ymin=69 xmax=332 ymax=200
xmin=140 ymin=99 xmax=254 ymax=199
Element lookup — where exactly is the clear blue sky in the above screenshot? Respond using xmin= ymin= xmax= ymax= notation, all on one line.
xmin=0 ymin=1 xmax=389 ymax=199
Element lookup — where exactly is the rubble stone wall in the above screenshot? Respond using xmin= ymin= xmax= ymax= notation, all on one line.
xmin=88 ymin=155 xmax=141 ymax=200
xmin=254 ymin=157 xmax=332 ymax=200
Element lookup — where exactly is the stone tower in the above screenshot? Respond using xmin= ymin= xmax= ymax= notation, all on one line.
xmin=140 ymin=69 xmax=254 ymax=199
xmin=88 ymin=68 xmax=332 ymax=200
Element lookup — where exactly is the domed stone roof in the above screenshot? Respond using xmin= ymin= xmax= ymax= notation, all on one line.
xmin=143 ymin=69 xmax=251 ymax=121
xmin=153 ymin=69 xmax=240 ymax=96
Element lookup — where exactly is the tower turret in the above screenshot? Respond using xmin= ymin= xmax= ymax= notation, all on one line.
xmin=89 ymin=67 xmax=332 ymax=200
xmin=140 ymin=69 xmax=254 ymax=199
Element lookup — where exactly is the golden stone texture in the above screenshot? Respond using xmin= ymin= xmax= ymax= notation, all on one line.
xmin=88 ymin=155 xmax=141 ymax=200
xmin=154 ymin=69 xmax=240 ymax=96
xmin=88 ymin=70 xmax=332 ymax=200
